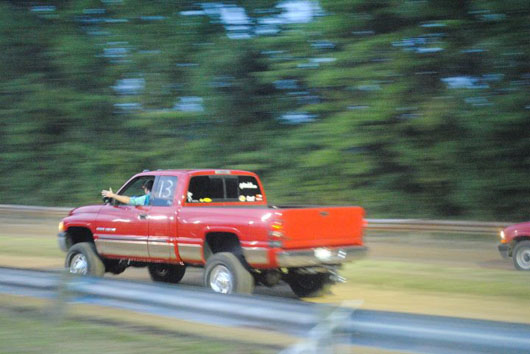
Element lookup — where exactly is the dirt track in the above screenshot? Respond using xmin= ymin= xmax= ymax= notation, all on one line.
xmin=2 ymin=214 xmax=527 ymax=324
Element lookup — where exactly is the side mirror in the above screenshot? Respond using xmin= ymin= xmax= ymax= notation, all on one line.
xmin=102 ymin=197 xmax=112 ymax=204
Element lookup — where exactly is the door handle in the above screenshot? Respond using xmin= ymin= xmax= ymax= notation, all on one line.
xmin=138 ymin=214 xmax=148 ymax=220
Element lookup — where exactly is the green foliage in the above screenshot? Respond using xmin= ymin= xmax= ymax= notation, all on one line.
xmin=0 ymin=0 xmax=528 ymax=221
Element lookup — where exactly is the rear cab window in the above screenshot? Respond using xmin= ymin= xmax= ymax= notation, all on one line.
xmin=186 ymin=174 xmax=264 ymax=204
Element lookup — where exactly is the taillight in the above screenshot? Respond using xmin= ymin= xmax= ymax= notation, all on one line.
xmin=268 ymin=219 xmax=285 ymax=248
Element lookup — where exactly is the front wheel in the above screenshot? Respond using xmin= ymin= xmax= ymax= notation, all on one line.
xmin=148 ymin=263 xmax=186 ymax=283
xmin=285 ymin=272 xmax=332 ymax=298
xmin=204 ymin=252 xmax=254 ymax=294
xmin=65 ymin=242 xmax=105 ymax=276
xmin=513 ymin=241 xmax=530 ymax=271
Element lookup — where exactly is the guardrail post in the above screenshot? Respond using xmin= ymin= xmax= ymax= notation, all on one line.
xmin=48 ymin=271 xmax=73 ymax=323
xmin=280 ymin=301 xmax=362 ymax=354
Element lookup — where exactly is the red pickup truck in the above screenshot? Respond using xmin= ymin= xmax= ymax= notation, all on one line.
xmin=498 ymin=222 xmax=530 ymax=270
xmin=58 ymin=169 xmax=366 ymax=297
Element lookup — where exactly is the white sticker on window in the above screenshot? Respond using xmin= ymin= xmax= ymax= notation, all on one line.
xmin=239 ymin=182 xmax=258 ymax=189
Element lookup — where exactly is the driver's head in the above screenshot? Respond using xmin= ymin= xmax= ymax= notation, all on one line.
xmin=142 ymin=180 xmax=154 ymax=193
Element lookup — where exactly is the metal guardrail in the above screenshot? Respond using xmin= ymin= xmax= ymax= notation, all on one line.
xmin=1 ymin=267 xmax=530 ymax=354
xmin=0 ymin=204 xmax=513 ymax=235
xmin=365 ymin=218 xmax=511 ymax=235
xmin=0 ymin=204 xmax=73 ymax=218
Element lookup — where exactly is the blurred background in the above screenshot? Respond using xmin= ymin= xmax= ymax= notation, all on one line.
xmin=1 ymin=0 xmax=529 ymax=220
xmin=2 ymin=2 xmax=530 ymax=352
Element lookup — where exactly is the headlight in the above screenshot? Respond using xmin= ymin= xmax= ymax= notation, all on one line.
xmin=58 ymin=221 xmax=65 ymax=232
xmin=499 ymin=230 xmax=507 ymax=243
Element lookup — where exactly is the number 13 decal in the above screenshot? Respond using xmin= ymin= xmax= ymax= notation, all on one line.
xmin=158 ymin=179 xmax=174 ymax=199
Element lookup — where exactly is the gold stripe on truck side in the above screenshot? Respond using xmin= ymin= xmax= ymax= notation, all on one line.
xmin=242 ymin=247 xmax=269 ymax=264
xmin=95 ymin=237 xmax=148 ymax=258
xmin=177 ymin=243 xmax=202 ymax=262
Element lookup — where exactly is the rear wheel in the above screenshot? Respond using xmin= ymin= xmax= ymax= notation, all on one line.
xmin=65 ymin=242 xmax=105 ymax=276
xmin=204 ymin=252 xmax=254 ymax=294
xmin=513 ymin=241 xmax=530 ymax=271
xmin=286 ymin=272 xmax=332 ymax=298
xmin=148 ymin=263 xmax=186 ymax=283
xmin=104 ymin=259 xmax=127 ymax=275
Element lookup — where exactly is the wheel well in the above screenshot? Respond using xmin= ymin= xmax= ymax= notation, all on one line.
xmin=204 ymin=232 xmax=242 ymax=260
xmin=511 ymin=236 xmax=530 ymax=256
xmin=66 ymin=227 xmax=94 ymax=249
xmin=514 ymin=236 xmax=530 ymax=242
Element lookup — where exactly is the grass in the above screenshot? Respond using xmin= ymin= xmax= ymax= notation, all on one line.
xmin=0 ymin=306 xmax=274 ymax=354
xmin=0 ymin=235 xmax=63 ymax=258
xmin=341 ymin=260 xmax=530 ymax=301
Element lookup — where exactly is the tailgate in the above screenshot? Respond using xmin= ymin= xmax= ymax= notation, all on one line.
xmin=279 ymin=206 xmax=364 ymax=249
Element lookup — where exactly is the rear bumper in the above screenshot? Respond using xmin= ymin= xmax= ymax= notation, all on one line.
xmin=498 ymin=243 xmax=511 ymax=259
xmin=276 ymin=245 xmax=368 ymax=268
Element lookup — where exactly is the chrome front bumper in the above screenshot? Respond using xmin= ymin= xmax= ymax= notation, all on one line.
xmin=276 ymin=245 xmax=368 ymax=268
xmin=498 ymin=243 xmax=510 ymax=259
xmin=57 ymin=232 xmax=68 ymax=252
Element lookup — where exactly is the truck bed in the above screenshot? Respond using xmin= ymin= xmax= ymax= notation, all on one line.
xmin=273 ymin=205 xmax=364 ymax=249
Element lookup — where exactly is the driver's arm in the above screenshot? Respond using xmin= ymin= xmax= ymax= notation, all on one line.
xmin=101 ymin=188 xmax=131 ymax=205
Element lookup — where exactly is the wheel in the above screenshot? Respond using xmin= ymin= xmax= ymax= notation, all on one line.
xmin=203 ymin=252 xmax=254 ymax=294
xmin=513 ymin=240 xmax=530 ymax=271
xmin=148 ymin=263 xmax=186 ymax=283
xmin=65 ymin=242 xmax=105 ymax=276
xmin=104 ymin=259 xmax=127 ymax=275
xmin=286 ymin=272 xmax=332 ymax=298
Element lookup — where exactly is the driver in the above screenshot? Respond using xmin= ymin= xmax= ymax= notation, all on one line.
xmin=101 ymin=179 xmax=153 ymax=206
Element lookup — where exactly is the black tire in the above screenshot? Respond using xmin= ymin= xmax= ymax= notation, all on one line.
xmin=104 ymin=259 xmax=127 ymax=275
xmin=148 ymin=263 xmax=186 ymax=283
xmin=65 ymin=242 xmax=105 ymax=276
xmin=513 ymin=240 xmax=530 ymax=271
xmin=286 ymin=272 xmax=332 ymax=298
xmin=203 ymin=252 xmax=254 ymax=294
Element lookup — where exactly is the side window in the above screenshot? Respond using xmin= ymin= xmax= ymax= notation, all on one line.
xmin=117 ymin=176 xmax=155 ymax=205
xmin=225 ymin=178 xmax=238 ymax=199
xmin=187 ymin=176 xmax=208 ymax=202
xmin=187 ymin=176 xmax=224 ymax=202
xmin=209 ymin=178 xmax=224 ymax=199
xmin=237 ymin=176 xmax=262 ymax=202
xmin=151 ymin=176 xmax=178 ymax=206
xmin=187 ymin=175 xmax=262 ymax=203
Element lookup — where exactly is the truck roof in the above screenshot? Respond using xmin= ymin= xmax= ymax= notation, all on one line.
xmin=134 ymin=169 xmax=257 ymax=177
